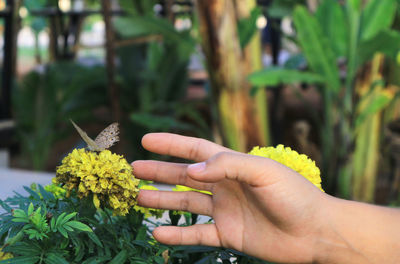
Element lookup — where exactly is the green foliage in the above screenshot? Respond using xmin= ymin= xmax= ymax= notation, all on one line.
xmin=0 ymin=185 xmax=270 ymax=263
xmin=248 ymin=0 xmax=400 ymax=196
xmin=248 ymin=67 xmax=324 ymax=87
xmin=292 ymin=5 xmax=341 ymax=93
xmin=113 ymin=3 xmax=212 ymax=160
xmin=237 ymin=7 xmax=262 ymax=49
xmin=12 ymin=62 xmax=107 ymax=170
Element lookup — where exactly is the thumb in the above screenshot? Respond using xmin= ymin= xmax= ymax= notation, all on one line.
xmin=186 ymin=152 xmax=291 ymax=186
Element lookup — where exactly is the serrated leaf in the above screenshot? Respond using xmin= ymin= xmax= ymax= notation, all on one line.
xmin=64 ymin=221 xmax=92 ymax=232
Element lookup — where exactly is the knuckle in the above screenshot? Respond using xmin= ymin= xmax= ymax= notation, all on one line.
xmin=179 ymin=192 xmax=190 ymax=211
xmin=213 ymin=151 xmax=233 ymax=163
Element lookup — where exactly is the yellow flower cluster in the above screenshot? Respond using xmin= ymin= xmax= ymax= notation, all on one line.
xmin=133 ymin=185 xmax=164 ymax=218
xmin=249 ymin=145 xmax=324 ymax=191
xmin=55 ymin=149 xmax=140 ymax=215
xmin=0 ymin=247 xmax=12 ymax=260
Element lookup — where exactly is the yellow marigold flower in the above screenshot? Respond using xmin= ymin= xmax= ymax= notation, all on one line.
xmin=249 ymin=145 xmax=324 ymax=191
xmin=133 ymin=185 xmax=164 ymax=218
xmin=55 ymin=148 xmax=140 ymax=216
xmin=0 ymin=247 xmax=13 ymax=260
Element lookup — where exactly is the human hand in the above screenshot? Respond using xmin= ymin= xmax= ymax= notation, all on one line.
xmin=132 ymin=133 xmax=331 ymax=263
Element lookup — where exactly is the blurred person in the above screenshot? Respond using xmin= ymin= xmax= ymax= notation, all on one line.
xmin=132 ymin=133 xmax=400 ymax=264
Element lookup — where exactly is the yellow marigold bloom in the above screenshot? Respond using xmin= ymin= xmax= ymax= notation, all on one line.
xmin=249 ymin=145 xmax=324 ymax=191
xmin=0 ymin=247 xmax=13 ymax=260
xmin=133 ymin=185 xmax=164 ymax=218
xmin=55 ymin=148 xmax=140 ymax=216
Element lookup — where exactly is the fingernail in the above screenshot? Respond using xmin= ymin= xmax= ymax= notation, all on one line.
xmin=188 ymin=162 xmax=206 ymax=173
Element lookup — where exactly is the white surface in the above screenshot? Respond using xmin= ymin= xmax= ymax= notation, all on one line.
xmin=0 ymin=168 xmax=53 ymax=200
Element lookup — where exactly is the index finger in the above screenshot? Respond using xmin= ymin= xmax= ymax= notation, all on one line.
xmin=142 ymin=133 xmax=233 ymax=162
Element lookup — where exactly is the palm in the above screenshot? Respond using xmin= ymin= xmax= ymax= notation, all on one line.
xmin=133 ymin=133 xmax=326 ymax=263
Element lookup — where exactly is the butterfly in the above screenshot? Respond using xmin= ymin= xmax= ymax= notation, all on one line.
xmin=70 ymin=120 xmax=119 ymax=151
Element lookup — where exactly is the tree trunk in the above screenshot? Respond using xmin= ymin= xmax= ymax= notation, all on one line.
xmin=195 ymin=0 xmax=270 ymax=151
xmin=101 ymin=0 xmax=122 ymax=152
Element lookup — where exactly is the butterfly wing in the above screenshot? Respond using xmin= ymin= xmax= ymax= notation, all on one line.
xmin=94 ymin=123 xmax=120 ymax=151
xmin=70 ymin=120 xmax=99 ymax=151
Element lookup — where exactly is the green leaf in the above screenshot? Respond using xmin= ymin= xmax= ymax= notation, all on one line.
xmin=57 ymin=226 xmax=68 ymax=238
xmin=248 ymin=67 xmax=324 ymax=87
xmin=12 ymin=209 xmax=27 ymax=218
xmin=237 ymin=7 xmax=262 ymax=49
xmin=11 ymin=218 xmax=29 ymax=223
xmin=23 ymin=186 xmax=41 ymax=200
xmin=50 ymin=217 xmax=55 ymax=231
xmin=109 ymin=249 xmax=128 ymax=264
xmin=358 ymin=30 xmax=400 ymax=66
xmin=0 ymin=199 xmax=12 ymax=213
xmin=361 ymin=0 xmax=397 ymax=41
xmin=293 ymin=6 xmax=341 ymax=93
xmin=114 ymin=15 xmax=193 ymax=48
xmin=27 ymin=203 xmax=34 ymax=216
xmin=81 ymin=256 xmax=112 ymax=264
xmin=315 ymin=0 xmax=348 ymax=57
xmin=0 ymin=256 xmax=40 ymax=264
xmin=38 ymin=185 xmax=54 ymax=200
xmin=355 ymin=92 xmax=393 ymax=128
xmin=5 ymin=241 xmax=42 ymax=256
xmin=60 ymin=212 xmax=77 ymax=225
xmin=44 ymin=253 xmax=69 ymax=264
xmin=55 ymin=212 xmax=67 ymax=228
xmin=64 ymin=221 xmax=92 ymax=232
xmin=87 ymin=231 xmax=103 ymax=248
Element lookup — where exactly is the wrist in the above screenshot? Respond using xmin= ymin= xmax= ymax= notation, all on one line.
xmin=312 ymin=196 xmax=369 ymax=264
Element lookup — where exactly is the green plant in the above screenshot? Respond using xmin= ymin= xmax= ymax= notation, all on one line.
xmin=111 ymin=1 xmax=212 ymax=160
xmin=249 ymin=0 xmax=400 ymax=199
xmin=13 ymin=62 xmax=107 ymax=170
xmin=0 ymin=183 xmax=271 ymax=263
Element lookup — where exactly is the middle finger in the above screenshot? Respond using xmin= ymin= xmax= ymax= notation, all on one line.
xmin=132 ymin=160 xmax=213 ymax=191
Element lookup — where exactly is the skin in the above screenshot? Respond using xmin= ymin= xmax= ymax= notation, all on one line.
xmin=132 ymin=133 xmax=400 ymax=264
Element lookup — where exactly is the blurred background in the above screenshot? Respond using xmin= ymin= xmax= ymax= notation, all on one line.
xmin=0 ymin=0 xmax=400 ymax=205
